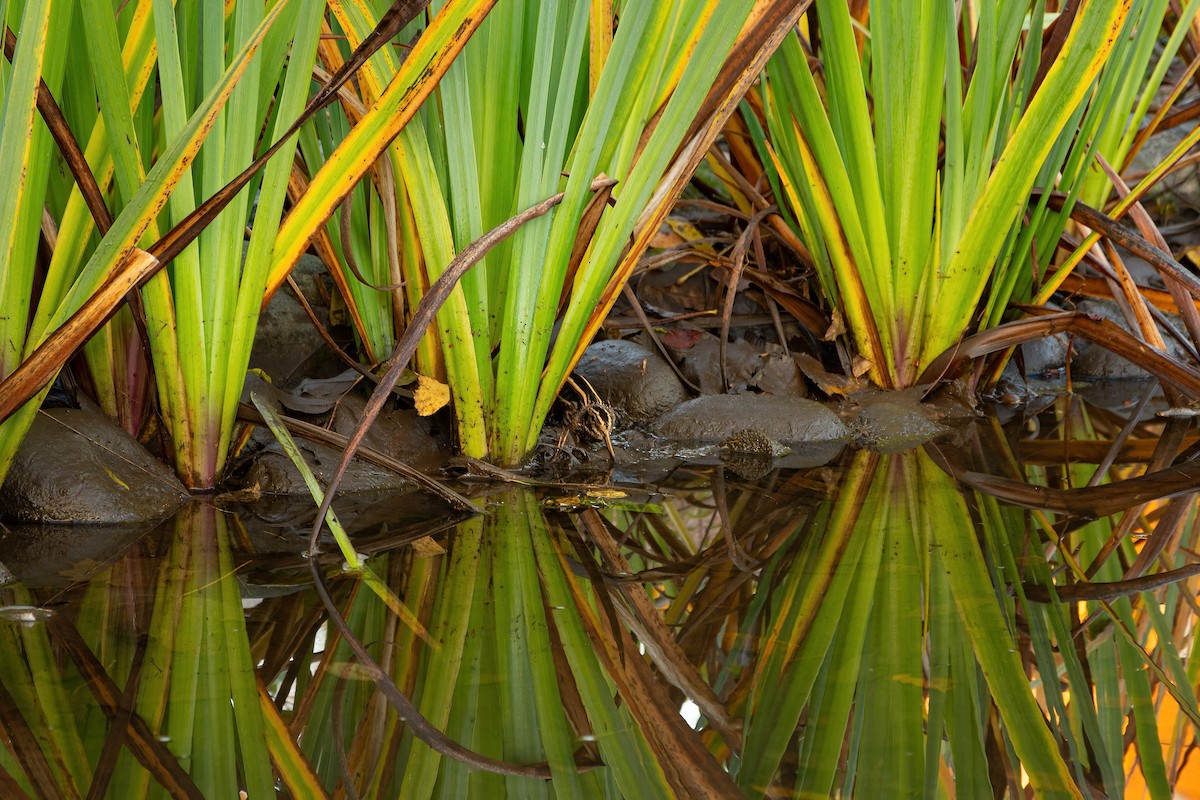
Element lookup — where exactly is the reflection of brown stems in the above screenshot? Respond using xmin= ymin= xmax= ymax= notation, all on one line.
xmin=1023 ymin=562 xmax=1200 ymax=603
xmin=0 ymin=677 xmax=66 ymax=800
xmin=554 ymin=528 xmax=743 ymax=797
xmin=929 ymin=442 xmax=1200 ymax=518
xmin=48 ymin=618 xmax=204 ymax=799
xmin=578 ymin=508 xmax=743 ymax=751
xmin=86 ymin=633 xmax=148 ymax=800
xmin=713 ymin=467 xmax=758 ymax=573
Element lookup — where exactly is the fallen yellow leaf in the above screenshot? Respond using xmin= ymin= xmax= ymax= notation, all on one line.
xmin=413 ymin=373 xmax=450 ymax=416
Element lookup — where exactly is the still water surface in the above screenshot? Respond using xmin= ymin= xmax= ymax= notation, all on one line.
xmin=1 ymin=395 xmax=1199 ymax=798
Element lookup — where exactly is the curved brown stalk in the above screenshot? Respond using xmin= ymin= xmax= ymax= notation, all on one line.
xmin=719 ymin=205 xmax=775 ymax=390
xmin=306 ymin=557 xmax=562 ymax=779
xmin=1022 ymin=563 xmax=1200 ymax=603
xmin=938 ymin=454 xmax=1200 ymax=518
xmin=917 ymin=309 xmax=1200 ymax=398
xmin=338 ymin=193 xmax=406 ymax=291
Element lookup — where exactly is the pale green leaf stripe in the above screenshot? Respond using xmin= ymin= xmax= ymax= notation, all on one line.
xmin=218 ymin=0 xmax=324 ymax=479
xmin=855 ymin=488 xmax=923 ymax=799
xmin=79 ymin=0 xmax=145 ymax=204
xmin=436 ymin=541 xmax=496 ymax=799
xmin=214 ymin=511 xmax=276 ymax=798
xmin=794 ymin=496 xmax=884 ymax=798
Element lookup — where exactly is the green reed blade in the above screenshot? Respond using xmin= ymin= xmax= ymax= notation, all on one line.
xmin=214 ymin=509 xmax=276 ymax=798
xmin=397 ymin=516 xmax=483 ymax=800
xmin=854 ymin=472 xmax=924 ymax=799
xmin=1118 ymin=624 xmax=1171 ymax=800
xmin=251 ymin=391 xmax=363 ymax=569
xmin=922 ymin=453 xmax=1080 ymax=798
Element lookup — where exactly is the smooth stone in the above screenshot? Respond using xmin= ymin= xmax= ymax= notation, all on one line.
xmin=331 ymin=394 xmax=451 ymax=473
xmin=244 ymin=437 xmax=408 ymax=495
xmin=241 ymin=388 xmax=452 ymax=496
xmin=0 ymin=407 xmax=189 ymax=524
xmin=573 ymin=339 xmax=688 ymax=423
xmin=847 ymin=399 xmax=949 ymax=452
xmin=653 ymin=394 xmax=850 ymax=444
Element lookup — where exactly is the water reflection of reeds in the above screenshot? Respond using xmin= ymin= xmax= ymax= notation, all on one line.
xmin=2 ymin=400 xmax=1200 ymax=797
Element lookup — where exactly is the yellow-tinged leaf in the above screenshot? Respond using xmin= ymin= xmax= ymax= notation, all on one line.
xmin=258 ymin=683 xmax=328 ymax=800
xmin=269 ymin=0 xmax=499 ymax=292
xmin=410 ymin=535 xmax=446 ymax=557
xmin=588 ymin=0 xmax=613 ymax=95
xmin=414 ymin=373 xmax=450 ymax=416
xmin=665 ymin=217 xmax=717 ymax=254
xmin=585 ymin=488 xmax=627 ymax=499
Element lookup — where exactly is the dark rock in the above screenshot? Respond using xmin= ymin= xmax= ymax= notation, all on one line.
xmin=243 ymin=394 xmax=451 ymax=496
xmin=573 ymin=339 xmax=688 ymax=423
xmin=331 ymin=395 xmax=451 ymax=473
xmin=653 ymin=394 xmax=850 ymax=444
xmin=250 ymin=253 xmax=342 ymax=386
xmin=1017 ymin=333 xmax=1070 ymax=376
xmin=846 ymin=398 xmax=949 ymax=452
xmin=663 ymin=330 xmax=805 ymax=396
xmin=245 ymin=438 xmax=407 ymax=495
xmin=0 ymin=407 xmax=189 ymax=524
xmin=0 ymin=520 xmax=159 ymax=588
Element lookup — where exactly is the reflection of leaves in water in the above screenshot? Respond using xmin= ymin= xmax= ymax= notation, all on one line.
xmin=2 ymin=411 xmax=1199 ymax=797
